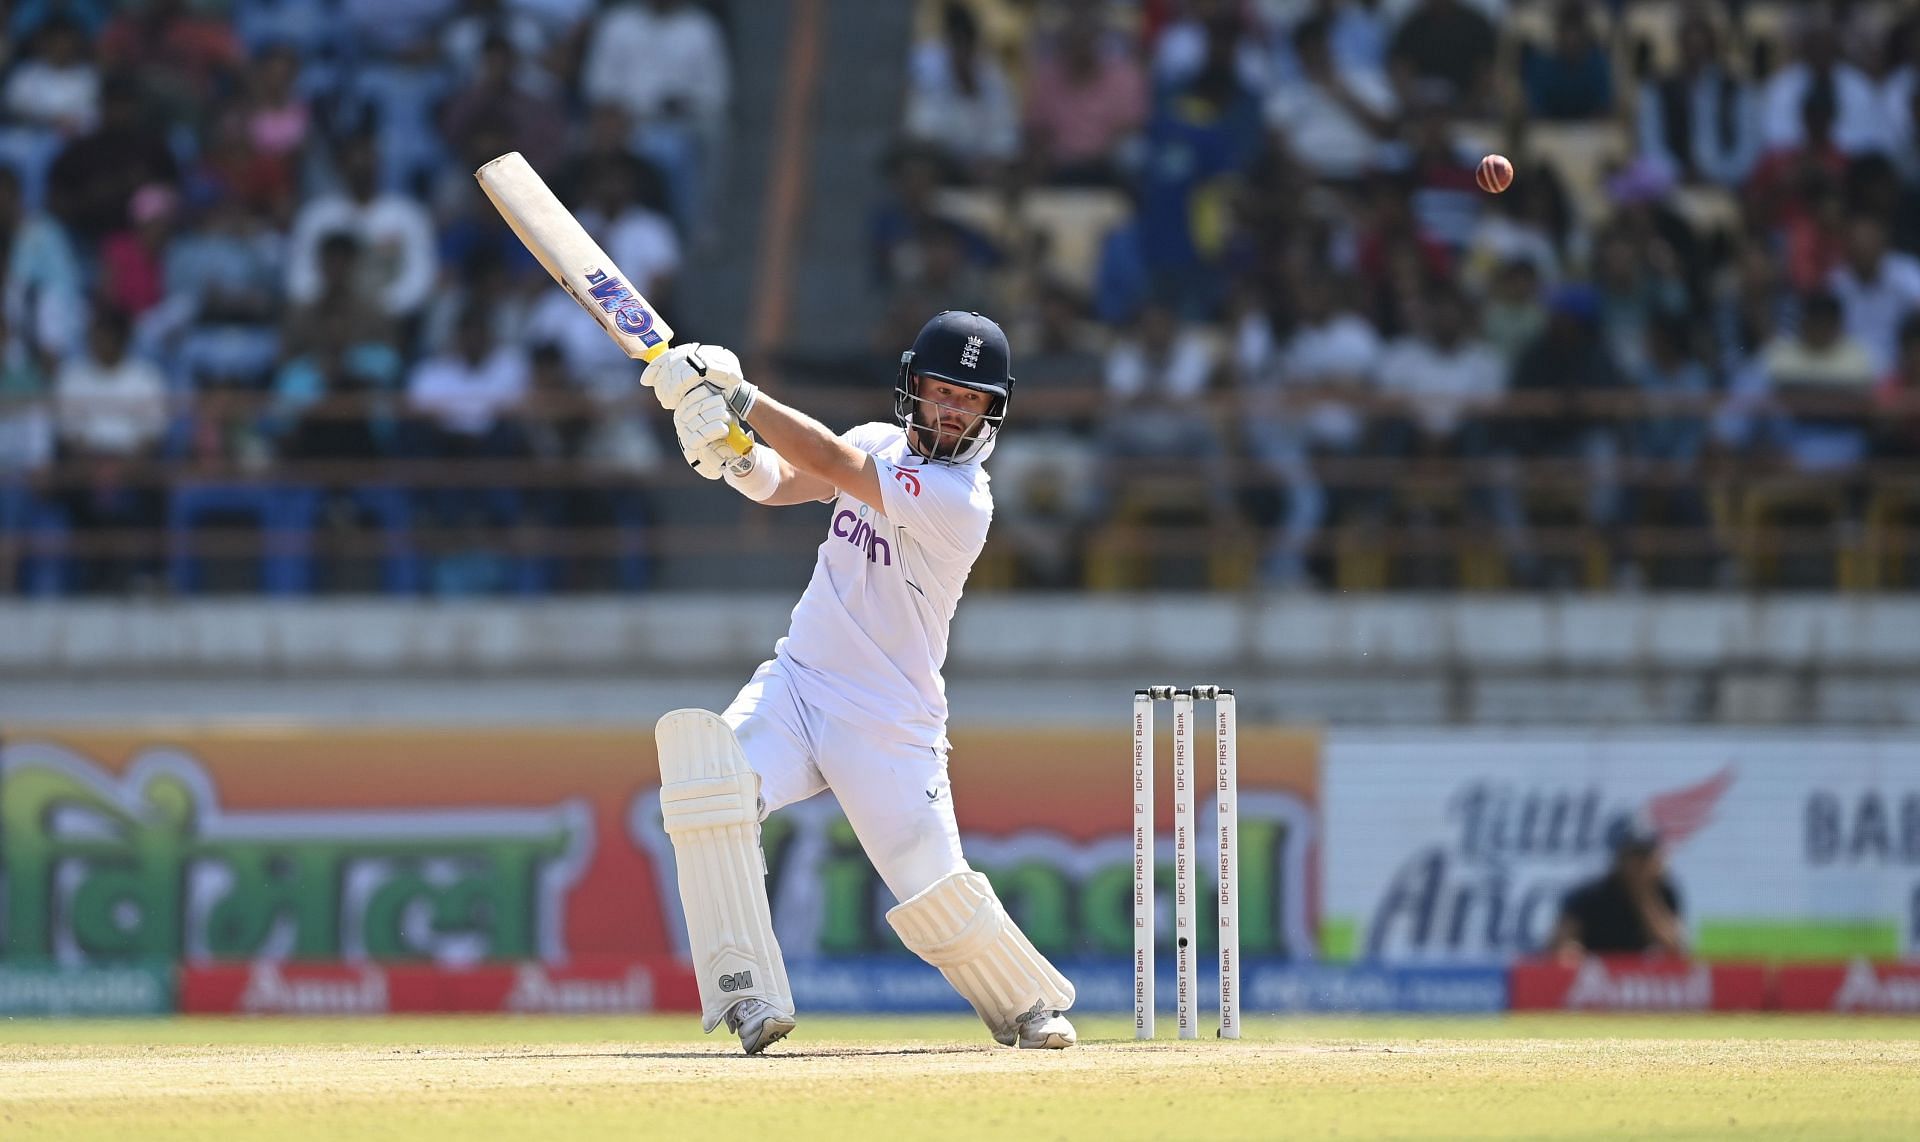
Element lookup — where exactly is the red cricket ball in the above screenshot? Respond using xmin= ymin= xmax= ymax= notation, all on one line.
xmin=1476 ymin=154 xmax=1514 ymax=194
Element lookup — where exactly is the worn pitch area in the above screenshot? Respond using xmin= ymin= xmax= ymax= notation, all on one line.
xmin=4 ymin=1014 xmax=1918 ymax=1140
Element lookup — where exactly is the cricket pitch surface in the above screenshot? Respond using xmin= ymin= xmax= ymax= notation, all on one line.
xmin=5 ymin=1014 xmax=1919 ymax=1140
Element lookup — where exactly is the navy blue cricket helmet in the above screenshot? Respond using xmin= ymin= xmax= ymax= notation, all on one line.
xmin=894 ymin=310 xmax=1014 ymax=464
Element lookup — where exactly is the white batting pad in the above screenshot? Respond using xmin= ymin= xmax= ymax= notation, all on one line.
xmin=886 ymin=870 xmax=1076 ymax=1046
xmin=656 ymin=708 xmax=794 ymax=1033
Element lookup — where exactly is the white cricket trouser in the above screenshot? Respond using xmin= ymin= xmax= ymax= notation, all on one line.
xmin=722 ymin=658 xmax=967 ymax=903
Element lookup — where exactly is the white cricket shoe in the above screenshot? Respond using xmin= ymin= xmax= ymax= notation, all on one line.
xmin=725 ymin=997 xmax=796 ymax=1055
xmin=1014 ymin=1007 xmax=1076 ymax=1049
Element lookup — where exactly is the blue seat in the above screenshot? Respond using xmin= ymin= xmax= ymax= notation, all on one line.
xmin=167 ymin=483 xmax=312 ymax=595
xmin=612 ymin=492 xmax=651 ymax=592
xmin=0 ymin=481 xmax=70 ymax=596
xmin=278 ymin=485 xmax=423 ymax=594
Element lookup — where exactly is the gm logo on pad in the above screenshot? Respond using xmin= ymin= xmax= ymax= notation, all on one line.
xmin=584 ymin=269 xmax=665 ymax=347
xmin=718 ymin=970 xmax=754 ymax=992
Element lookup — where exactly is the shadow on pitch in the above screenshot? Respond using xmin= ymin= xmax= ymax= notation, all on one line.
xmin=436 ymin=1045 xmax=991 ymax=1062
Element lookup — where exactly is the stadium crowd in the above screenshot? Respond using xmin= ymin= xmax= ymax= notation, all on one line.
xmin=1 ymin=0 xmax=1918 ymax=595
xmin=889 ymin=0 xmax=1920 ymax=591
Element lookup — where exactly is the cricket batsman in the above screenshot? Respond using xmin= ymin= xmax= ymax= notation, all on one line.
xmin=639 ymin=311 xmax=1077 ymax=1055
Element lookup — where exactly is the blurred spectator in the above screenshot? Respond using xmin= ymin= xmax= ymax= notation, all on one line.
xmin=1736 ymin=290 xmax=1878 ymax=475
xmin=1744 ymin=89 xmax=1848 ymax=239
xmin=1518 ymin=1 xmax=1611 ymax=121
xmin=1388 ymin=0 xmax=1496 ymax=112
xmin=273 ymin=232 xmax=401 ymax=465
xmin=582 ymin=0 xmax=731 ymax=133
xmin=97 ymin=0 xmax=242 ymax=127
xmin=1508 ymin=285 xmax=1625 ymax=456
xmin=441 ymin=32 xmax=568 ymax=177
xmin=0 ymin=165 xmax=84 ymax=358
xmin=0 ymin=311 xmax=55 ymax=480
xmin=1101 ymin=297 xmax=1228 ymax=507
xmin=1152 ymin=0 xmax=1269 ymax=93
xmin=903 ymin=1 xmax=1020 ymax=176
xmin=1240 ymin=274 xmax=1381 ymax=587
xmin=3 ymin=17 xmax=100 ymax=136
xmin=1874 ymin=312 xmax=1920 ymax=459
xmin=870 ymin=144 xmax=992 ymax=289
xmin=1022 ymin=0 xmax=1147 ymax=186
xmin=406 ymin=303 xmax=533 ymax=593
xmin=1265 ymin=13 xmax=1395 ymax=184
xmin=406 ymin=304 xmax=531 ymax=452
xmin=51 ymin=308 xmax=168 ymax=591
xmin=1462 ymin=170 xmax=1563 ymax=289
xmin=1503 ymin=286 xmax=1627 ymax=585
xmin=1548 ymin=818 xmax=1686 ymax=961
xmin=992 ymin=282 xmax=1106 ymax=588
xmin=99 ymin=183 xmax=180 ymax=317
xmin=1828 ymin=216 xmax=1920 ymax=375
xmin=46 ymin=72 xmax=179 ymax=248
xmin=1624 ymin=316 xmax=1715 ymax=586
xmin=1399 ymin=102 xmax=1481 ymax=251
xmin=286 ymin=133 xmax=437 ymax=324
xmin=1635 ymin=12 xmax=1759 ymax=188
xmin=572 ymin=160 xmax=681 ymax=313
xmin=1591 ymin=221 xmax=1689 ymax=378
xmin=232 ymin=45 xmax=311 ymax=188
xmin=1135 ymin=13 xmax=1264 ymax=318
xmin=1374 ymin=284 xmax=1503 ymax=455
xmin=149 ymin=192 xmax=285 ymax=389
xmin=342 ymin=0 xmax=460 ymax=59
xmin=442 ymin=0 xmax=553 ymax=86
xmin=1481 ymin=257 xmax=1546 ymax=363
xmin=1759 ymin=15 xmax=1884 ymax=157
xmin=1783 ymin=178 xmax=1848 ymax=294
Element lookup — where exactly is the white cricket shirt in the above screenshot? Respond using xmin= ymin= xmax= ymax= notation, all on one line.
xmin=774 ymin=422 xmax=993 ymax=749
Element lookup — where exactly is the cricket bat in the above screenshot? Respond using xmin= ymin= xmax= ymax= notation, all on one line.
xmin=475 ymin=151 xmax=751 ymax=455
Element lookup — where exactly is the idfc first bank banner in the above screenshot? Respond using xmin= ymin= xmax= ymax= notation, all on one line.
xmin=1325 ymin=732 xmax=1920 ymax=964
xmin=0 ymin=724 xmax=1319 ymax=972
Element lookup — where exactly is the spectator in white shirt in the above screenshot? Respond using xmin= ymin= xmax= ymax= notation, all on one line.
xmin=1101 ymin=297 xmax=1231 ymax=520
xmin=3 ymin=17 xmax=99 ymax=136
xmin=406 ymin=305 xmax=535 ymax=587
xmin=285 ymin=132 xmax=438 ymax=324
xmin=1375 ymin=285 xmax=1504 ymax=454
xmin=1760 ymin=18 xmax=1886 ymax=157
xmin=1829 ymin=216 xmax=1920 ymax=375
xmin=1241 ymin=275 xmax=1382 ymax=587
xmin=406 ymin=305 xmax=532 ymax=450
xmin=51 ymin=309 xmax=170 ymax=591
xmin=1265 ymin=13 xmax=1395 ymax=183
xmin=903 ymin=1 xmax=1021 ymax=175
xmin=1636 ymin=13 xmax=1760 ymax=187
xmin=582 ymin=0 xmax=731 ymax=131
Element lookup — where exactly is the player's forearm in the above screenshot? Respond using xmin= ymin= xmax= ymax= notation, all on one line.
xmin=742 ymin=392 xmax=870 ymax=489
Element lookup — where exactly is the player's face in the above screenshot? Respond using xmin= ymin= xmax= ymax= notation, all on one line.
xmin=910 ymin=377 xmax=994 ymax=458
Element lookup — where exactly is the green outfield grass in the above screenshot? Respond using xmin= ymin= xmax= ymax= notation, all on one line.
xmin=3 ymin=1014 xmax=1919 ymax=1141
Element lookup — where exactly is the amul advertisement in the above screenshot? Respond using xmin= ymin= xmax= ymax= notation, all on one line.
xmin=1324 ymin=733 xmax=1920 ymax=965
xmin=0 ymin=725 xmax=1320 ymax=991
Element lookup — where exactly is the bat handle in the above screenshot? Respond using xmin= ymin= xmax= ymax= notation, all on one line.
xmin=727 ymin=424 xmax=754 ymax=456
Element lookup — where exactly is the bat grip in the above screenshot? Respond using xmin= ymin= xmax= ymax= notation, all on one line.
xmin=726 ymin=424 xmax=754 ymax=456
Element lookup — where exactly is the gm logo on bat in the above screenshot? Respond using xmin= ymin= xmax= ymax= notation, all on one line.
xmin=584 ymin=268 xmax=665 ymax=348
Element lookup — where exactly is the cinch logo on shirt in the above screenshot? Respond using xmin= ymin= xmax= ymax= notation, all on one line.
xmin=832 ymin=509 xmax=893 ymax=565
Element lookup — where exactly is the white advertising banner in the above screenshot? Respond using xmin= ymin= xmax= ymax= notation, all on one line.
xmin=1325 ymin=733 xmax=1920 ymax=964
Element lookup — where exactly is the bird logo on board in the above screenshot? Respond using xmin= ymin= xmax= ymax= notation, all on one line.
xmin=960 ymin=335 xmax=983 ymax=369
